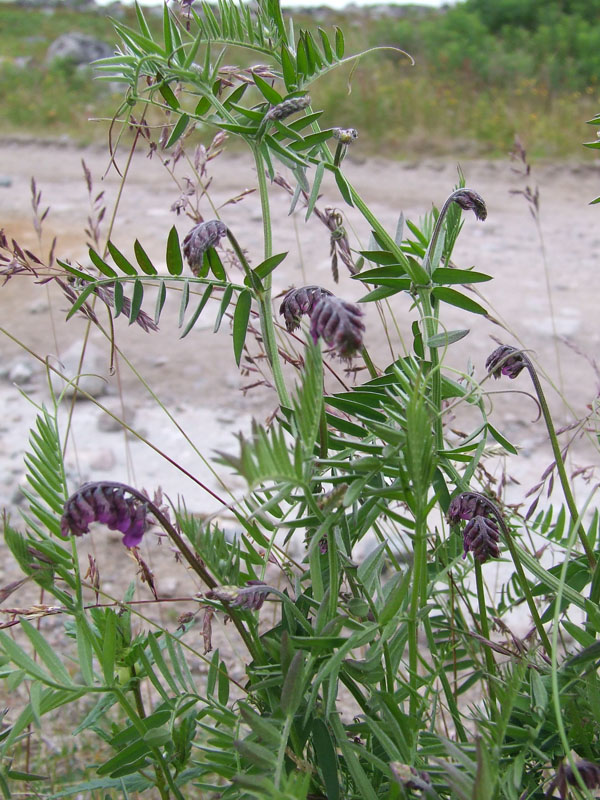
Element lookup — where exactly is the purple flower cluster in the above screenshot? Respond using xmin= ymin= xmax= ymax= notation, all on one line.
xmin=279 ymin=286 xmax=365 ymax=359
xmin=485 ymin=345 xmax=526 ymax=380
xmin=448 ymin=491 xmax=501 ymax=563
xmin=182 ymin=219 xmax=228 ymax=275
xmin=61 ymin=482 xmax=150 ymax=548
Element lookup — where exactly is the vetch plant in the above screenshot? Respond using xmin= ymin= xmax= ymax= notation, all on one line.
xmin=1 ymin=1 xmax=600 ymax=798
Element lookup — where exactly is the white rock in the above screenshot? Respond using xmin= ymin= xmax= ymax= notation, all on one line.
xmin=8 ymin=360 xmax=34 ymax=384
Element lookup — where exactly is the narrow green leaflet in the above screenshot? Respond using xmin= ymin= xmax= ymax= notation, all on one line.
xmin=166 ymin=226 xmax=183 ymax=275
xmin=233 ymin=290 xmax=252 ymax=366
xmin=318 ymin=27 xmax=334 ymax=63
xmin=252 ymin=252 xmax=287 ymax=280
xmin=281 ymin=45 xmax=297 ymax=91
xmin=135 ymin=1 xmax=152 ymax=39
xmin=426 ymin=329 xmax=470 ymax=348
xmin=56 ymin=259 xmax=93 ymax=283
xmin=305 ymin=161 xmax=325 ymax=221
xmin=154 ymin=280 xmax=167 ymax=325
xmin=333 ymin=168 xmax=353 ymax=207
xmin=89 ymin=249 xmax=118 ymax=278
xmin=179 ymin=279 xmax=190 ymax=327
xmin=486 ymin=423 xmax=518 ymax=455
xmin=214 ymin=284 xmax=234 ymax=332
xmin=107 ymin=242 xmax=137 ymax=276
xmin=165 ymin=113 xmax=190 ymax=149
xmin=206 ymin=247 xmax=226 ymax=280
xmin=129 ymin=280 xmax=144 ymax=325
xmin=134 ymin=239 xmax=157 ymax=275
xmin=334 ymin=26 xmax=345 ymax=58
xmin=158 ymin=82 xmax=180 ymax=110
xmin=114 ymin=281 xmax=125 ymax=317
xmin=432 ymin=267 xmax=492 ymax=285
xmin=180 ymin=284 xmax=213 ymax=339
xmin=252 ymin=72 xmax=282 ymax=105
xmin=432 ymin=287 xmax=487 ymax=315
xmin=65 ymin=282 xmax=98 ymax=321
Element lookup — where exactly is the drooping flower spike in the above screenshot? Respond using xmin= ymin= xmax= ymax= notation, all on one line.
xmin=447 ymin=491 xmax=502 ymax=563
xmin=61 ymin=482 xmax=153 ymax=548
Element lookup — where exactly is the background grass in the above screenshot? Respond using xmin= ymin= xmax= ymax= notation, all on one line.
xmin=0 ymin=0 xmax=598 ymax=157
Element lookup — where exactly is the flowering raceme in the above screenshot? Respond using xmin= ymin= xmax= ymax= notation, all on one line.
xmin=61 ymin=482 xmax=151 ymax=548
xmin=279 ymin=286 xmax=365 ymax=358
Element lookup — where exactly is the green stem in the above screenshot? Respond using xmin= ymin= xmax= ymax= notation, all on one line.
xmin=474 ymin=561 xmax=497 ymax=718
xmin=252 ymin=145 xmax=291 ymax=407
xmin=524 ymin=358 xmax=595 ymax=568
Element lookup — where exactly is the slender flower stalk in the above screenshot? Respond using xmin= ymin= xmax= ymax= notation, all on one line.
xmin=486 ymin=345 xmax=595 ymax=568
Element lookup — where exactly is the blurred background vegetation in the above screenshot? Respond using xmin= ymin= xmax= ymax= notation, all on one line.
xmin=1 ymin=0 xmax=599 ymax=158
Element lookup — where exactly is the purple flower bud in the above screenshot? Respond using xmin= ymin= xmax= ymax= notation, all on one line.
xmin=279 ymin=285 xmax=333 ymax=332
xmin=182 ymin=220 xmax=228 ymax=275
xmin=453 ymin=189 xmax=487 ymax=221
xmin=61 ymin=483 xmax=151 ymax=549
xmin=462 ymin=515 xmax=500 ymax=563
xmin=485 ymin=345 xmax=526 ymax=380
xmin=309 ymin=294 xmax=365 ymax=359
